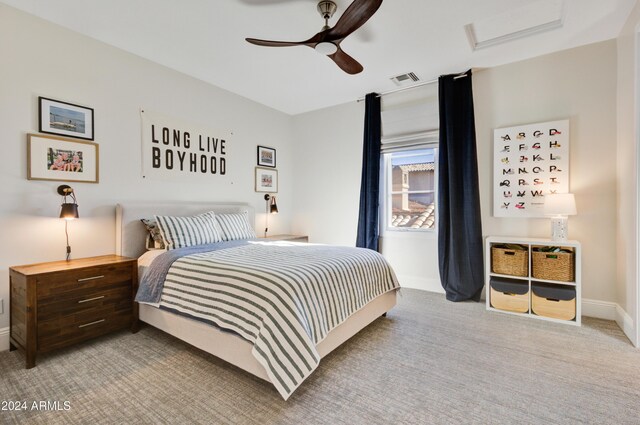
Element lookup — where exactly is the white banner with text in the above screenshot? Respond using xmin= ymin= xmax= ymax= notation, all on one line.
xmin=141 ymin=110 xmax=232 ymax=181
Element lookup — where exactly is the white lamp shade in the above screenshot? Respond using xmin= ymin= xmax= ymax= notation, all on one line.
xmin=543 ymin=193 xmax=577 ymax=216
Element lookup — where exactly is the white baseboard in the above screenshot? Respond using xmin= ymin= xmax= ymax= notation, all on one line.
xmin=615 ymin=305 xmax=637 ymax=346
xmin=579 ymin=299 xmax=636 ymax=346
xmin=0 ymin=327 xmax=9 ymax=352
xmin=582 ymin=298 xmax=617 ymax=320
xmin=397 ymin=275 xmax=444 ymax=294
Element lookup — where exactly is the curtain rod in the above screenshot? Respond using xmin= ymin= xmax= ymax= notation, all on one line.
xmin=356 ymin=71 xmax=469 ymax=103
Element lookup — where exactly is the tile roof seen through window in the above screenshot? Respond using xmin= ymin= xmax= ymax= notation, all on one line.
xmin=396 ymin=163 xmax=435 ymax=173
xmin=391 ymin=202 xmax=435 ymax=229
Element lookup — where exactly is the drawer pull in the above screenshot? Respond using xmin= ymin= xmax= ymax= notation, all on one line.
xmin=77 ymin=275 xmax=105 ymax=282
xmin=78 ymin=319 xmax=105 ymax=328
xmin=77 ymin=296 xmax=105 ymax=304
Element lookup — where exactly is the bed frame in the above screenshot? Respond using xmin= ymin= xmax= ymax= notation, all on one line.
xmin=116 ymin=202 xmax=397 ymax=382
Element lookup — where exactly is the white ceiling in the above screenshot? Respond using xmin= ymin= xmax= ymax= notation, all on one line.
xmin=1 ymin=0 xmax=636 ymax=115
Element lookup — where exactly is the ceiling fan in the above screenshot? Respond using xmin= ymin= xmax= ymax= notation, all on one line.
xmin=246 ymin=0 xmax=383 ymax=75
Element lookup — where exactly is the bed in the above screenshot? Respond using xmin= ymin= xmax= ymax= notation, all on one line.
xmin=116 ymin=202 xmax=399 ymax=399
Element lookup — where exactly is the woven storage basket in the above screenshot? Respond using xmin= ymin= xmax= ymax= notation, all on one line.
xmin=532 ymin=250 xmax=575 ymax=282
xmin=491 ymin=246 xmax=528 ymax=277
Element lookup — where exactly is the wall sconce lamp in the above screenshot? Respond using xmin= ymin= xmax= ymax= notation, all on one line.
xmin=58 ymin=185 xmax=79 ymax=260
xmin=264 ymin=194 xmax=278 ymax=238
xmin=543 ymin=193 xmax=576 ymax=242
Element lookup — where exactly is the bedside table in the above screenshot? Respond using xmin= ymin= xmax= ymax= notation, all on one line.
xmin=260 ymin=234 xmax=309 ymax=243
xmin=9 ymin=255 xmax=138 ymax=368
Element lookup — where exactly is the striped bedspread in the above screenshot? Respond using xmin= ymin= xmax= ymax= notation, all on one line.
xmin=156 ymin=241 xmax=400 ymax=399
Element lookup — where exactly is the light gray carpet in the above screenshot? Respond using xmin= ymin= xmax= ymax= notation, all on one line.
xmin=1 ymin=289 xmax=639 ymax=424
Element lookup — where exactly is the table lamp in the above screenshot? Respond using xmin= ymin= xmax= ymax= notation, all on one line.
xmin=543 ymin=193 xmax=576 ymax=241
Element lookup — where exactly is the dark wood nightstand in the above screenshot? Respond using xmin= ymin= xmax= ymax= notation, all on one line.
xmin=9 ymin=255 xmax=138 ymax=368
xmin=260 ymin=234 xmax=309 ymax=243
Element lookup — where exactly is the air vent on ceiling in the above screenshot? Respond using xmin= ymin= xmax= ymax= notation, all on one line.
xmin=390 ymin=72 xmax=420 ymax=87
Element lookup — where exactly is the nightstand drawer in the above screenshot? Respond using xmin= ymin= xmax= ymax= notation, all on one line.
xmin=36 ymin=263 xmax=133 ymax=298
xmin=38 ymin=305 xmax=132 ymax=352
xmin=38 ymin=281 xmax=131 ymax=321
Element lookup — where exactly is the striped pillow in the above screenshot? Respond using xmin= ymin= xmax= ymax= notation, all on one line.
xmin=154 ymin=211 xmax=223 ymax=250
xmin=216 ymin=212 xmax=256 ymax=241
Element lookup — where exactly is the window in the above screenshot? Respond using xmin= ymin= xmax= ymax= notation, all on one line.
xmin=383 ymin=148 xmax=437 ymax=231
xmin=380 ymin=83 xmax=439 ymax=233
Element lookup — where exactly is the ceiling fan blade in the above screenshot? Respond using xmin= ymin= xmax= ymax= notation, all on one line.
xmin=327 ymin=0 xmax=383 ymax=40
xmin=328 ymin=47 xmax=363 ymax=74
xmin=245 ymin=38 xmax=311 ymax=47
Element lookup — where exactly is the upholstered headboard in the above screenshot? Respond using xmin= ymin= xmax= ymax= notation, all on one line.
xmin=115 ymin=202 xmax=255 ymax=258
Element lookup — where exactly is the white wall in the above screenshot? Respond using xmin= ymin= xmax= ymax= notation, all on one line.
xmin=291 ymin=101 xmax=364 ymax=246
xmin=379 ymin=232 xmax=442 ymax=293
xmin=616 ymin=3 xmax=640 ymax=346
xmin=474 ymin=40 xmax=619 ymax=306
xmin=293 ymin=40 xmax=620 ymax=311
xmin=0 ymin=5 xmax=294 ymax=342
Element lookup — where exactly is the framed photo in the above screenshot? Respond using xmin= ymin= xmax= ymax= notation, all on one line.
xmin=39 ymin=97 xmax=94 ymax=140
xmin=255 ymin=167 xmax=278 ymax=193
xmin=257 ymin=145 xmax=276 ymax=168
xmin=27 ymin=133 xmax=99 ymax=183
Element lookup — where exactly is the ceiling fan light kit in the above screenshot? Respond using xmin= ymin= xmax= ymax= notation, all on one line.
xmin=246 ymin=0 xmax=383 ymax=74
xmin=315 ymin=41 xmax=338 ymax=55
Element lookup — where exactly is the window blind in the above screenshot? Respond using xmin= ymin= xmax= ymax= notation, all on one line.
xmin=381 ymin=131 xmax=439 ymax=153
xmin=380 ymin=82 xmax=439 ymax=153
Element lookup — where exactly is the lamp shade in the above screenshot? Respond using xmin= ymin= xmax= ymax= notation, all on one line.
xmin=60 ymin=203 xmax=79 ymax=220
xmin=543 ymin=193 xmax=576 ymax=216
xmin=270 ymin=196 xmax=279 ymax=214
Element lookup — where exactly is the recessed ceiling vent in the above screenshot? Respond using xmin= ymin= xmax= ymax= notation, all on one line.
xmin=390 ymin=72 xmax=420 ymax=87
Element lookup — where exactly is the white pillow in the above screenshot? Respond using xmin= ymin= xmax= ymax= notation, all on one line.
xmin=216 ymin=211 xmax=256 ymax=241
xmin=154 ymin=211 xmax=223 ymax=250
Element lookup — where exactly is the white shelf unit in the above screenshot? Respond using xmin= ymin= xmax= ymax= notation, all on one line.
xmin=485 ymin=236 xmax=581 ymax=326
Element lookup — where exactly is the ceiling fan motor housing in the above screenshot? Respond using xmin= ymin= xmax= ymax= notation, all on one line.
xmin=317 ymin=1 xmax=338 ymax=20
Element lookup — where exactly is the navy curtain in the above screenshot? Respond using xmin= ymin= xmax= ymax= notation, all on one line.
xmin=438 ymin=70 xmax=484 ymax=302
xmin=356 ymin=93 xmax=382 ymax=251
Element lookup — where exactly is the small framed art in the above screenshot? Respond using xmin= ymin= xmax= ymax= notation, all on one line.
xmin=39 ymin=97 xmax=94 ymax=140
xmin=257 ymin=145 xmax=276 ymax=168
xmin=27 ymin=133 xmax=99 ymax=183
xmin=255 ymin=167 xmax=278 ymax=193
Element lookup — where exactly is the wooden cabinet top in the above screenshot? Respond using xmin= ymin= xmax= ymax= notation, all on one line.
xmin=10 ymin=255 xmax=136 ymax=276
xmin=260 ymin=234 xmax=308 ymax=241
xmin=486 ymin=236 xmax=580 ymax=247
